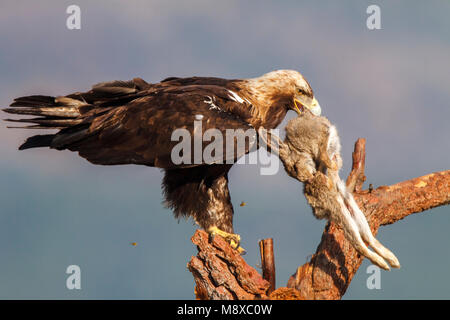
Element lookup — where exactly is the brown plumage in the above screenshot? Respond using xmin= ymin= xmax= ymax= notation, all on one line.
xmin=3 ymin=70 xmax=319 ymax=250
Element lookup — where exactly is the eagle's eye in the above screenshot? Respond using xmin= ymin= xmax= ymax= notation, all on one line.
xmin=297 ymin=88 xmax=304 ymax=94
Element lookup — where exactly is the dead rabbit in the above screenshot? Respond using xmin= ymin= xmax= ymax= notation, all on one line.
xmin=259 ymin=110 xmax=400 ymax=270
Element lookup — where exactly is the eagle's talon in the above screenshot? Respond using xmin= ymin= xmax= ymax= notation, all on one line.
xmin=207 ymin=226 xmax=244 ymax=253
xmin=230 ymin=239 xmax=246 ymax=255
xmin=237 ymin=246 xmax=247 ymax=255
xmin=208 ymin=232 xmax=215 ymax=244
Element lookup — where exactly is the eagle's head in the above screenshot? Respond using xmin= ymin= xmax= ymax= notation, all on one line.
xmin=246 ymin=70 xmax=321 ymax=117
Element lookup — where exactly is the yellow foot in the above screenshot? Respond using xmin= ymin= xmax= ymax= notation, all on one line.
xmin=207 ymin=226 xmax=246 ymax=255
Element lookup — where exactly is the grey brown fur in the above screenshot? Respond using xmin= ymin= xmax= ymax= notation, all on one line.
xmin=259 ymin=110 xmax=400 ymax=270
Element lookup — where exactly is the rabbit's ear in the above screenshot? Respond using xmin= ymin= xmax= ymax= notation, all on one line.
xmin=258 ymin=127 xmax=286 ymax=156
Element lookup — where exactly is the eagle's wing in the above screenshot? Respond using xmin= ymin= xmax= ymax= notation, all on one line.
xmin=6 ymin=81 xmax=257 ymax=168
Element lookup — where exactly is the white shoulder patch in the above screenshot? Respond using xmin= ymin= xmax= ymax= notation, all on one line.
xmin=227 ymin=90 xmax=250 ymax=104
xmin=204 ymin=95 xmax=222 ymax=111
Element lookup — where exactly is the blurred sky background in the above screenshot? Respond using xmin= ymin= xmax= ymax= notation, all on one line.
xmin=0 ymin=0 xmax=449 ymax=299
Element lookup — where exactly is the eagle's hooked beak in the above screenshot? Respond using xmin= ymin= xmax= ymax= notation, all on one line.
xmin=294 ymin=97 xmax=321 ymax=116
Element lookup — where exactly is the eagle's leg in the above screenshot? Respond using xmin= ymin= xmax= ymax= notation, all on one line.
xmin=162 ymin=165 xmax=245 ymax=254
xmin=203 ymin=172 xmax=246 ymax=255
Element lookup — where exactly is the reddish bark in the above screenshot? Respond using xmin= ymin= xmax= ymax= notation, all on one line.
xmin=188 ymin=229 xmax=270 ymax=300
xmin=287 ymin=169 xmax=450 ymax=299
xmin=188 ymin=138 xmax=450 ymax=300
xmin=346 ymin=138 xmax=366 ymax=192
xmin=259 ymin=238 xmax=276 ymax=294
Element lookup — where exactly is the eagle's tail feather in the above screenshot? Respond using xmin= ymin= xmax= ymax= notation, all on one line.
xmin=19 ymin=134 xmax=56 ymax=150
xmin=4 ymin=95 xmax=83 ymax=119
xmin=4 ymin=78 xmax=151 ymax=151
xmin=4 ymin=117 xmax=83 ymax=129
xmin=3 ymin=95 xmax=87 ymax=150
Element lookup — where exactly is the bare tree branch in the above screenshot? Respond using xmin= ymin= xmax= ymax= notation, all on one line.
xmin=287 ymin=140 xmax=450 ymax=299
xmin=346 ymin=138 xmax=366 ymax=192
xmin=187 ymin=230 xmax=271 ymax=300
xmin=188 ymin=138 xmax=450 ymax=300
xmin=259 ymin=238 xmax=276 ymax=294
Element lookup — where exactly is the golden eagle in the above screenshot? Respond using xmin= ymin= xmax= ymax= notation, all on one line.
xmin=4 ymin=70 xmax=320 ymax=252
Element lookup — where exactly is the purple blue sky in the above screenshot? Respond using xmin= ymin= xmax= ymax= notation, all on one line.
xmin=0 ymin=0 xmax=449 ymax=299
